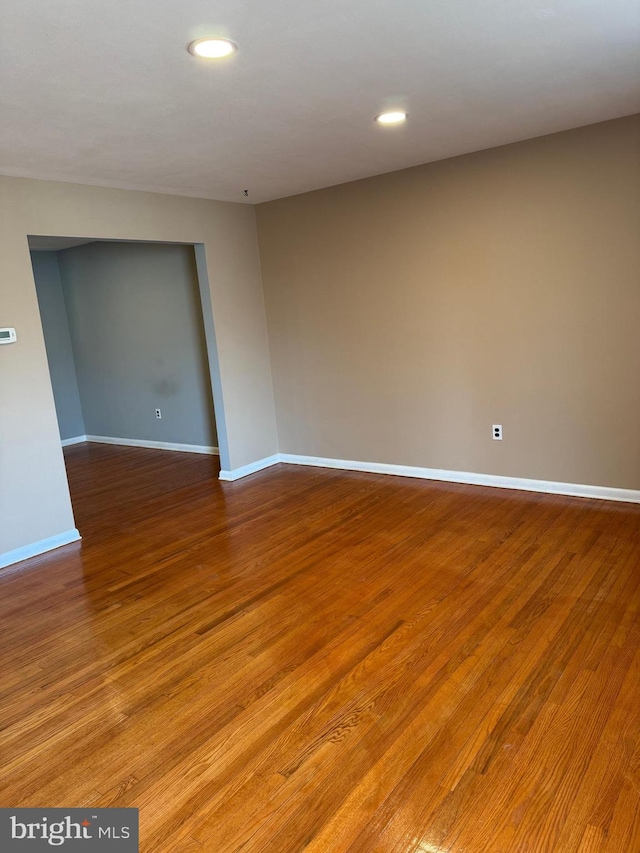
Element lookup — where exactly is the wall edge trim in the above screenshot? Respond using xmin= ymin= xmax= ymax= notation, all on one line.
xmin=0 ymin=529 xmax=82 ymax=571
xmin=61 ymin=435 xmax=87 ymax=447
xmin=219 ymin=454 xmax=281 ymax=481
xmin=84 ymin=435 xmax=220 ymax=455
xmin=278 ymin=454 xmax=640 ymax=504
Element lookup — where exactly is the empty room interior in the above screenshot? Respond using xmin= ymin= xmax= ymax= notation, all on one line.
xmin=0 ymin=2 xmax=639 ymax=852
xmin=29 ymin=239 xmax=219 ymax=458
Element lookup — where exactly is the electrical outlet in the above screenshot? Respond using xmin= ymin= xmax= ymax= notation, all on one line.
xmin=155 ymin=409 xmax=162 ymax=419
xmin=493 ymin=424 xmax=503 ymax=440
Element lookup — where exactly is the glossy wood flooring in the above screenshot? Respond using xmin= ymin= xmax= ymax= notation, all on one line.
xmin=2 ymin=444 xmax=640 ymax=852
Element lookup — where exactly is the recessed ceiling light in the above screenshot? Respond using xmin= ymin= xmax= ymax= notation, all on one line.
xmin=188 ymin=38 xmax=238 ymax=59
xmin=375 ymin=111 xmax=407 ymax=125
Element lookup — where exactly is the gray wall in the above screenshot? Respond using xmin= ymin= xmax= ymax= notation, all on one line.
xmin=31 ymin=251 xmax=86 ymax=441
xmin=57 ymin=241 xmax=217 ymax=448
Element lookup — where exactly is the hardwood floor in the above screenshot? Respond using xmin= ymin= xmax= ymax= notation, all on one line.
xmin=1 ymin=443 xmax=639 ymax=852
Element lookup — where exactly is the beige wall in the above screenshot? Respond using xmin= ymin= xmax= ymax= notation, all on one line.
xmin=0 ymin=176 xmax=278 ymax=557
xmin=257 ymin=115 xmax=640 ymax=490
xmin=2 ymin=115 xmax=638 ymax=559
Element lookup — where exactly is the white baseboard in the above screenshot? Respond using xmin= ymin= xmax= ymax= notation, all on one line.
xmin=278 ymin=454 xmax=640 ymax=504
xmin=219 ymin=454 xmax=281 ymax=481
xmin=61 ymin=435 xmax=87 ymax=447
xmin=59 ymin=438 xmax=640 ymax=503
xmin=84 ymin=435 xmax=220 ymax=455
xmin=0 ymin=528 xmax=82 ymax=571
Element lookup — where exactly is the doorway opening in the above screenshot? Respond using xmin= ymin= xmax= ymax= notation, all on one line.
xmin=29 ymin=237 xmax=228 ymax=533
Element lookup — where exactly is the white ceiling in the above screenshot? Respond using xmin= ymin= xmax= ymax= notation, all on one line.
xmin=2 ymin=1 xmax=639 ymax=204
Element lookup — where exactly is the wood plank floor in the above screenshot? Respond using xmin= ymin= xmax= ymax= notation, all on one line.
xmin=1 ymin=443 xmax=639 ymax=852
